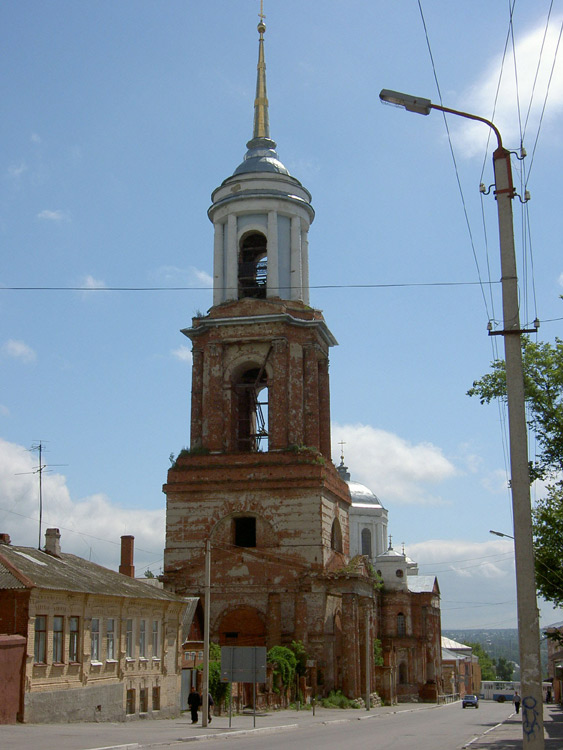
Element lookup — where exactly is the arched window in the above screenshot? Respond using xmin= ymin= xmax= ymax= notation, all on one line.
xmin=239 ymin=232 xmax=267 ymax=299
xmin=331 ymin=518 xmax=343 ymax=553
xmin=361 ymin=528 xmax=372 ymax=557
xmin=397 ymin=612 xmax=406 ymax=637
xmin=235 ymin=367 xmax=268 ymax=452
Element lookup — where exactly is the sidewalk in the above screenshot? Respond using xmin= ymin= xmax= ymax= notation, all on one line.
xmin=0 ymin=702 xmax=439 ymax=750
xmin=465 ymin=703 xmax=563 ymax=749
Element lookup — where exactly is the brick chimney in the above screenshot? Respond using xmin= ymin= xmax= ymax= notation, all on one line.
xmin=0 ymin=533 xmax=11 ymax=545
xmin=119 ymin=535 xmax=135 ymax=578
xmin=45 ymin=528 xmax=61 ymax=557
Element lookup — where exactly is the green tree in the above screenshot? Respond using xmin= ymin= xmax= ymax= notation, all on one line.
xmin=289 ymin=640 xmax=308 ymax=677
xmin=494 ymin=656 xmax=514 ymax=681
xmin=468 ymin=336 xmax=563 ymax=606
xmin=466 ymin=641 xmax=496 ymax=680
xmin=198 ymin=643 xmax=230 ymax=712
xmin=533 ymin=483 xmax=563 ymax=607
xmin=468 ymin=337 xmax=563 ymax=483
xmin=373 ymin=638 xmax=384 ymax=667
xmin=267 ymin=646 xmax=297 ymax=692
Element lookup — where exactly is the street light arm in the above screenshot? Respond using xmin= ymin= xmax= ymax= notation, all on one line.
xmin=490 ymin=529 xmax=515 ymax=540
xmin=378 ymin=89 xmax=503 ymax=150
xmin=429 ymin=103 xmax=503 ymax=150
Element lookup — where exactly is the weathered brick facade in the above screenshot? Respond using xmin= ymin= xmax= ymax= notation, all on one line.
xmin=162 ymin=18 xmax=441 ymax=703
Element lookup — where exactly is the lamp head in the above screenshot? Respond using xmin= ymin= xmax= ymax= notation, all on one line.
xmin=379 ymin=89 xmax=432 ymax=116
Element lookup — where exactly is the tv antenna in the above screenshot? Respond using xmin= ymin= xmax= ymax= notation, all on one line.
xmin=15 ymin=442 xmax=67 ymax=549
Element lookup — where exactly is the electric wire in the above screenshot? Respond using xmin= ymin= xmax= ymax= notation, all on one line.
xmin=524 ymin=17 xmax=563 ymax=184
xmin=0 ymin=280 xmax=498 ymax=291
xmin=521 ymin=0 xmax=555 ymax=143
xmin=417 ymin=0 xmax=492 ymax=323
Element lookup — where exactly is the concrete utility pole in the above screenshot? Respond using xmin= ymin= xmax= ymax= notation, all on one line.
xmin=202 ymin=539 xmax=211 ymax=727
xmin=492 ymin=142 xmax=544 ymax=747
xmin=379 ymin=89 xmax=544 ymax=749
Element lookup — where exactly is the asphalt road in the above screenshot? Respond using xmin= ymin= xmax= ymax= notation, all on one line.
xmin=0 ymin=700 xmax=518 ymax=750
xmin=195 ymin=701 xmax=514 ymax=750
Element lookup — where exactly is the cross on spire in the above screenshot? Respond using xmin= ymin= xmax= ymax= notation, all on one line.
xmin=259 ymin=0 xmax=266 ymax=22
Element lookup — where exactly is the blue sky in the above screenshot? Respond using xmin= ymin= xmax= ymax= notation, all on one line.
xmin=1 ymin=1 xmax=562 ymax=630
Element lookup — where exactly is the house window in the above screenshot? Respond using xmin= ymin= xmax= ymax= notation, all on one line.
xmin=361 ymin=528 xmax=372 ymax=557
xmin=397 ymin=613 xmax=406 ymax=637
xmin=91 ymin=618 xmax=100 ymax=661
xmin=69 ymin=616 xmax=79 ymax=662
xmin=126 ymin=688 xmax=136 ymax=715
xmin=107 ymin=618 xmax=115 ymax=660
xmin=126 ymin=619 xmax=134 ymax=658
xmin=234 ymin=516 xmax=256 ymax=547
xmin=139 ymin=620 xmax=146 ymax=658
xmin=152 ymin=686 xmax=161 ymax=711
xmin=34 ymin=615 xmax=47 ymax=664
xmin=139 ymin=687 xmax=148 ymax=713
xmin=53 ymin=616 xmax=64 ymax=663
xmin=152 ymin=620 xmax=160 ymax=658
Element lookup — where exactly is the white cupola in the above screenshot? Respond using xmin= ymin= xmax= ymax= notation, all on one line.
xmin=207 ymin=19 xmax=314 ymax=308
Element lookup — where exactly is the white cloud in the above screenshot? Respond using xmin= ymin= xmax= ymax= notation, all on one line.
xmin=2 ymin=339 xmax=36 ymax=364
xmin=332 ymin=422 xmax=456 ymax=505
xmin=0 ymin=438 xmax=164 ymax=573
xmin=31 ymin=133 xmax=41 ymax=144
xmin=0 ymin=405 xmax=9 ymax=417
xmin=558 ymin=272 xmax=563 ymax=287
xmin=81 ymin=275 xmax=107 ymax=290
xmin=7 ymin=162 xmax=27 ymax=179
xmin=453 ymin=18 xmax=563 ymax=157
xmin=76 ymin=275 xmax=108 ymax=300
xmin=37 ymin=209 xmax=71 ymax=223
xmin=152 ymin=265 xmax=212 ymax=288
xmin=172 ymin=345 xmax=193 ymax=363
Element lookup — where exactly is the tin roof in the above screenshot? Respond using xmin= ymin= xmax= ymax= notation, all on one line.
xmin=407 ymin=575 xmax=439 ymax=594
xmin=0 ymin=544 xmax=185 ymax=603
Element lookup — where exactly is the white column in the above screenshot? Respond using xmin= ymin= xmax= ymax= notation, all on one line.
xmin=301 ymin=227 xmax=310 ymax=306
xmin=225 ymin=214 xmax=238 ymax=302
xmin=213 ymin=222 xmax=225 ymax=306
xmin=290 ymin=216 xmax=302 ymax=301
xmin=267 ymin=211 xmax=279 ymax=298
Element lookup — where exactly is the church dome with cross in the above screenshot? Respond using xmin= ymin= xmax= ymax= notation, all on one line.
xmin=336 ymin=454 xmax=388 ymax=562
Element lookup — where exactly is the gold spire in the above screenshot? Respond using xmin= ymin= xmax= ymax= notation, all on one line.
xmin=253 ymin=4 xmax=269 ymax=141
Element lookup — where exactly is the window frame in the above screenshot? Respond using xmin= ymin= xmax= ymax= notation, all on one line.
xmin=91 ymin=617 xmax=101 ymax=662
xmin=106 ymin=618 xmax=115 ymax=661
xmin=34 ymin=615 xmax=47 ymax=664
xmin=126 ymin=618 xmax=134 ymax=659
xmin=152 ymin=619 xmax=160 ymax=659
xmin=139 ymin=619 xmax=146 ymax=658
xmin=69 ymin=616 xmax=80 ymax=663
xmin=53 ymin=615 xmax=64 ymax=663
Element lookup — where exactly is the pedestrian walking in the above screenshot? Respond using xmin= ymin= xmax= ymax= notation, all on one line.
xmin=188 ymin=686 xmax=201 ymax=724
xmin=513 ymin=691 xmax=521 ymax=714
xmin=208 ymin=692 xmax=214 ymax=723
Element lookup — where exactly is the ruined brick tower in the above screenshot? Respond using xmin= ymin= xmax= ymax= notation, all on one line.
xmin=163 ymin=18 xmax=376 ymax=697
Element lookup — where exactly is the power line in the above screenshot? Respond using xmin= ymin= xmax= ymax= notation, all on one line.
xmin=0 ymin=280 xmax=499 ymax=292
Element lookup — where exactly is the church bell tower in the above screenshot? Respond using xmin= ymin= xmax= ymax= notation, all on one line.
xmin=163 ymin=17 xmax=375 ymax=697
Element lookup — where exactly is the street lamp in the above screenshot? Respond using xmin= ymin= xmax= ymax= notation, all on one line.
xmin=490 ymin=529 xmax=515 ymax=540
xmin=380 ymin=89 xmax=544 ymax=749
